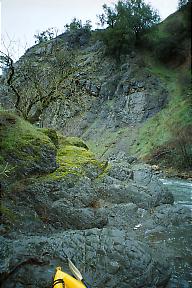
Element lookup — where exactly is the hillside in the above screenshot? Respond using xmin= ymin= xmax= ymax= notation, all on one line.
xmin=135 ymin=1 xmax=191 ymax=173
xmin=1 ymin=4 xmax=191 ymax=177
xmin=2 ymin=2 xmax=189 ymax=176
xmin=9 ymin=2 xmax=190 ymax=176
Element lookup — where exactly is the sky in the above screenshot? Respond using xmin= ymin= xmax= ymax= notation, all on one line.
xmin=0 ymin=0 xmax=178 ymax=60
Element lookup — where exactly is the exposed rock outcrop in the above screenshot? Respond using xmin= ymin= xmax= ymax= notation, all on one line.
xmin=0 ymin=229 xmax=171 ymax=288
xmin=43 ymin=49 xmax=168 ymax=139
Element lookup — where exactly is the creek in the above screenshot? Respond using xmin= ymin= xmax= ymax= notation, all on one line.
xmin=161 ymin=178 xmax=192 ymax=209
xmin=161 ymin=178 xmax=192 ymax=288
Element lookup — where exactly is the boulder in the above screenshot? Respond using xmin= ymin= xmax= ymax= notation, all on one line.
xmin=132 ymin=164 xmax=174 ymax=207
xmin=0 ymin=111 xmax=57 ymax=185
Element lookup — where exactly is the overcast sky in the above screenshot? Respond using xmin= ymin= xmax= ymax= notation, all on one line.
xmin=1 ymin=0 xmax=178 ymax=59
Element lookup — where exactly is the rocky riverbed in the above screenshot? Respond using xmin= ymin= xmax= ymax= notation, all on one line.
xmin=0 ymin=124 xmax=191 ymax=287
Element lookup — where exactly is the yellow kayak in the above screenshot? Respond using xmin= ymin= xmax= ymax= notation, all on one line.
xmin=53 ymin=267 xmax=87 ymax=288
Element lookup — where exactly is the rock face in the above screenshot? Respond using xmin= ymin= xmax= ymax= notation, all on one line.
xmin=43 ymin=51 xmax=168 ymax=136
xmin=0 ymin=33 xmax=168 ymax=161
xmin=30 ymin=42 xmax=168 ymax=161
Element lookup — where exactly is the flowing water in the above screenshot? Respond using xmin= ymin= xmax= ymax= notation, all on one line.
xmin=160 ymin=178 xmax=192 ymax=288
xmin=161 ymin=178 xmax=192 ymax=209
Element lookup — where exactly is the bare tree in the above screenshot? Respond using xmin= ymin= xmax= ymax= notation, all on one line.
xmin=0 ymin=39 xmax=78 ymax=123
xmin=0 ymin=50 xmax=22 ymax=111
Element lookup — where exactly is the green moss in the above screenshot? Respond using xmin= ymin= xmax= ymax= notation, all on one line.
xmin=59 ymin=135 xmax=89 ymax=150
xmin=39 ymin=128 xmax=59 ymax=147
xmin=1 ymin=111 xmax=54 ymax=150
xmin=0 ymin=110 xmax=106 ymax=182
xmin=42 ymin=135 xmax=107 ymax=180
xmin=0 ymin=205 xmax=17 ymax=222
xmin=0 ymin=111 xmax=53 ymax=152
xmin=0 ymin=110 xmax=56 ymax=174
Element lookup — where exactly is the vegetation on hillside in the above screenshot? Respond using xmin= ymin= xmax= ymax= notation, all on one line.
xmin=131 ymin=54 xmax=191 ymax=171
xmin=96 ymin=0 xmax=160 ymax=58
xmin=34 ymin=18 xmax=92 ymax=44
xmin=130 ymin=1 xmax=192 ymax=172
xmin=0 ymin=0 xmax=191 ymax=173
xmin=64 ymin=18 xmax=92 ymax=33
xmin=140 ymin=0 xmax=191 ymax=65
xmin=34 ymin=27 xmax=58 ymax=43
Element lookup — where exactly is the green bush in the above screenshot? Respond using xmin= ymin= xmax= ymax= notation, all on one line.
xmin=65 ymin=18 xmax=92 ymax=33
xmin=154 ymin=36 xmax=181 ymax=63
xmin=97 ymin=0 xmax=160 ymax=58
xmin=98 ymin=27 xmax=135 ymax=59
xmin=34 ymin=28 xmax=57 ymax=43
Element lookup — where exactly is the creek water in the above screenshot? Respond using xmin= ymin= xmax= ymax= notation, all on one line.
xmin=161 ymin=178 xmax=192 ymax=209
xmin=160 ymin=178 xmax=192 ymax=288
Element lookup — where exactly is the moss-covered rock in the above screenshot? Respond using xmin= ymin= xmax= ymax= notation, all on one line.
xmin=0 ymin=110 xmax=57 ymax=183
xmin=59 ymin=135 xmax=89 ymax=150
xmin=39 ymin=127 xmax=59 ymax=147
xmin=0 ymin=109 xmax=107 ymax=186
xmin=42 ymin=134 xmax=108 ymax=180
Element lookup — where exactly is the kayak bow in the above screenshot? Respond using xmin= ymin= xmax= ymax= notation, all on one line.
xmin=53 ymin=267 xmax=87 ymax=288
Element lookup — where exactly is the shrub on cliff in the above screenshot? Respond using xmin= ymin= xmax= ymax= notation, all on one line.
xmin=97 ymin=0 xmax=160 ymax=58
xmin=64 ymin=18 xmax=92 ymax=48
xmin=65 ymin=18 xmax=92 ymax=33
xmin=34 ymin=28 xmax=57 ymax=44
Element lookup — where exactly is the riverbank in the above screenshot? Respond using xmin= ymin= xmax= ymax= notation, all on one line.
xmin=150 ymin=165 xmax=192 ymax=181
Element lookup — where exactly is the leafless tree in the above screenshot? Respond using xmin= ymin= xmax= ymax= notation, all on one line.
xmin=0 ymin=39 xmax=78 ymax=123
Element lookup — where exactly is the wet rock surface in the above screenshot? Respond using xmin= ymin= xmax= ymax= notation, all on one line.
xmin=1 ymin=157 xmax=191 ymax=287
xmin=0 ymin=229 xmax=170 ymax=288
